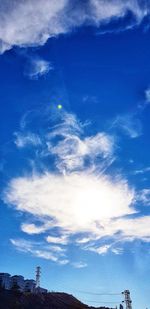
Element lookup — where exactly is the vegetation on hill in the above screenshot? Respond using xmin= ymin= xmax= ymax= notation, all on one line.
xmin=0 ymin=289 xmax=115 ymax=309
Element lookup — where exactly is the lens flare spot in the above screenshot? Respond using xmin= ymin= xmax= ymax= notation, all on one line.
xmin=57 ymin=104 xmax=62 ymax=109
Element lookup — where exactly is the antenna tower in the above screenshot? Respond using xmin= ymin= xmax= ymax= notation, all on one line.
xmin=35 ymin=266 xmax=41 ymax=288
xmin=122 ymin=290 xmax=132 ymax=309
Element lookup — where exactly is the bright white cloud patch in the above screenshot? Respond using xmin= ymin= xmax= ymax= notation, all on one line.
xmin=7 ymin=170 xmax=150 ymax=257
xmin=5 ymin=172 xmax=135 ymax=234
xmin=21 ymin=222 xmax=51 ymax=235
xmin=88 ymin=244 xmax=112 ymax=255
xmin=0 ymin=0 xmax=148 ymax=53
xmin=25 ymin=58 xmax=53 ymax=79
xmin=90 ymin=0 xmax=147 ymax=23
xmin=46 ymin=235 xmax=69 ymax=245
xmin=0 ymin=0 xmax=68 ymax=53
xmin=4 ymin=111 xmax=150 ymax=261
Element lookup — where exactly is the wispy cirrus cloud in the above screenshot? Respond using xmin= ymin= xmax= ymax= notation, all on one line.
xmin=137 ymin=189 xmax=150 ymax=206
xmin=132 ymin=166 xmax=150 ymax=175
xmin=10 ymin=238 xmax=69 ymax=264
xmin=0 ymin=0 xmax=149 ymax=54
xmin=14 ymin=132 xmax=41 ymax=148
xmin=81 ymin=239 xmax=123 ymax=255
xmin=14 ymin=111 xmax=115 ymax=173
xmin=111 ymin=113 xmax=142 ymax=138
xmin=49 ymin=131 xmax=114 ymax=173
xmin=10 ymin=238 xmax=87 ymax=267
xmin=111 ymin=85 xmax=150 ymax=139
xmin=71 ymin=262 xmax=88 ymax=269
xmin=145 ymin=87 xmax=150 ymax=103
xmin=138 ymin=86 xmax=150 ymax=110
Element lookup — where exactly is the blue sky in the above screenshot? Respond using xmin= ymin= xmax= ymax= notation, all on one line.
xmin=0 ymin=0 xmax=150 ymax=308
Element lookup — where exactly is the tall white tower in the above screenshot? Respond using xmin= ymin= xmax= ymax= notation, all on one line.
xmin=122 ymin=290 xmax=132 ymax=309
xmin=35 ymin=266 xmax=41 ymax=288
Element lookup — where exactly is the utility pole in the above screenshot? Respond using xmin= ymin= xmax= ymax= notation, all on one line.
xmin=122 ymin=290 xmax=132 ymax=309
xmin=35 ymin=266 xmax=41 ymax=288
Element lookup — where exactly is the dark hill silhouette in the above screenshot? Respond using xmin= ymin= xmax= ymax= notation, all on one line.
xmin=0 ymin=289 xmax=115 ymax=309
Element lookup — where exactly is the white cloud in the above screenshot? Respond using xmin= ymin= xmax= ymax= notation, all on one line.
xmin=90 ymin=0 xmax=147 ymax=23
xmin=21 ymin=222 xmax=52 ymax=234
xmin=111 ymin=247 xmax=123 ymax=255
xmin=5 ymin=172 xmax=135 ymax=234
xmin=14 ymin=132 xmax=41 ymax=148
xmin=46 ymin=235 xmax=69 ymax=245
xmin=13 ymin=111 xmax=115 ymax=175
xmin=10 ymin=238 xmax=69 ymax=264
xmin=115 ymin=216 xmax=150 ymax=242
xmin=49 ymin=132 xmax=114 ymax=172
xmin=10 ymin=238 xmax=36 ymax=252
xmin=3 ymin=111 xmax=150 ymax=259
xmin=137 ymin=189 xmax=150 ymax=206
xmin=87 ymin=244 xmax=112 ymax=255
xmin=0 ymin=0 xmax=68 ymax=53
xmin=6 ymin=170 xmax=149 ymax=256
xmin=132 ymin=166 xmax=150 ymax=175
xmin=0 ymin=0 xmax=148 ymax=53
xmin=75 ymin=237 xmax=93 ymax=244
xmin=57 ymin=259 xmax=69 ymax=265
xmin=46 ymin=112 xmax=115 ymax=173
xmin=25 ymin=58 xmax=53 ymax=79
xmin=145 ymin=87 xmax=150 ymax=103
xmin=5 ymin=177 xmax=150 ymax=258
xmin=47 ymin=112 xmax=83 ymax=139
xmin=71 ymin=262 xmax=87 ymax=268
xmin=112 ymin=114 xmax=142 ymax=138
xmin=138 ymin=86 xmax=150 ymax=110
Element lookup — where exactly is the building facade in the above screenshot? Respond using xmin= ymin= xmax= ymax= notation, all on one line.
xmin=24 ymin=279 xmax=36 ymax=292
xmin=0 ymin=272 xmax=47 ymax=293
xmin=0 ymin=273 xmax=11 ymax=289
xmin=11 ymin=275 xmax=25 ymax=291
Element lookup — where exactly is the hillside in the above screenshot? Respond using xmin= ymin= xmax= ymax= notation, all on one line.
xmin=0 ymin=290 xmax=115 ymax=309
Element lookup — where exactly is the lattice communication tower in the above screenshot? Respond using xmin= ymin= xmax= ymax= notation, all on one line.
xmin=122 ymin=290 xmax=132 ymax=309
xmin=35 ymin=266 xmax=41 ymax=288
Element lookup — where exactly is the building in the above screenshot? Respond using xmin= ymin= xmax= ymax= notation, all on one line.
xmin=0 ymin=273 xmax=11 ymax=289
xmin=0 ymin=271 xmax=47 ymax=293
xmin=11 ymin=275 xmax=25 ymax=291
xmin=24 ymin=279 xmax=36 ymax=292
